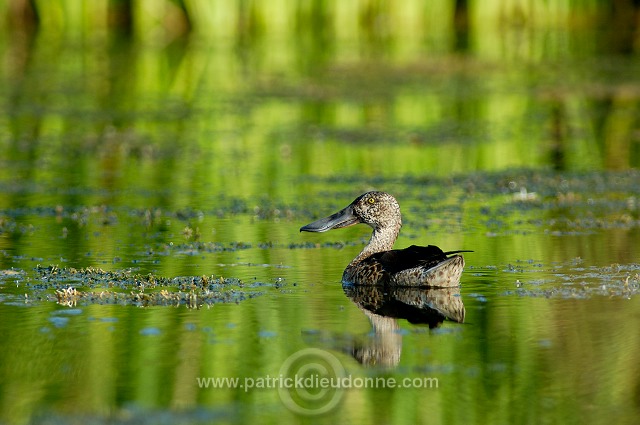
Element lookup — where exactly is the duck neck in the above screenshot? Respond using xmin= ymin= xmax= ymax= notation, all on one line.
xmin=352 ymin=220 xmax=401 ymax=264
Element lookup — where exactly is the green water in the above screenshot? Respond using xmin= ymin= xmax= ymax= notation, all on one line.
xmin=1 ymin=2 xmax=640 ymax=424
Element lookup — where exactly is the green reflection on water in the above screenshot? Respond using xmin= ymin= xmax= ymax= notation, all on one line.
xmin=1 ymin=1 xmax=640 ymax=424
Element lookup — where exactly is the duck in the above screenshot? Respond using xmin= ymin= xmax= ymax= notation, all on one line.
xmin=300 ymin=191 xmax=470 ymax=287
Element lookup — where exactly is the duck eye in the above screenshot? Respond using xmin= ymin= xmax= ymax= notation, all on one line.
xmin=367 ymin=197 xmax=375 ymax=204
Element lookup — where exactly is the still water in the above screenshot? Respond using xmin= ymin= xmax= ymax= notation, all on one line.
xmin=1 ymin=2 xmax=640 ymax=424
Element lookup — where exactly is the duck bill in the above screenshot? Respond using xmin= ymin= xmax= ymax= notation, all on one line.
xmin=300 ymin=205 xmax=360 ymax=232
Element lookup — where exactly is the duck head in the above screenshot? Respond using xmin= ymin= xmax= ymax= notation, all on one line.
xmin=300 ymin=191 xmax=402 ymax=233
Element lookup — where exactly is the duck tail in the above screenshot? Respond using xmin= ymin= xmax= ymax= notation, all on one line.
xmin=443 ymin=250 xmax=473 ymax=256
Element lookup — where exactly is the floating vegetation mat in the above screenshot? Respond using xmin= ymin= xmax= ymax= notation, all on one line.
xmin=22 ymin=265 xmax=268 ymax=308
xmin=488 ymin=261 xmax=640 ymax=299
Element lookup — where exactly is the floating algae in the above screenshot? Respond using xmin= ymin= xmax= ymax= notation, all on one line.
xmin=498 ymin=261 xmax=640 ymax=299
xmin=30 ymin=265 xmax=265 ymax=308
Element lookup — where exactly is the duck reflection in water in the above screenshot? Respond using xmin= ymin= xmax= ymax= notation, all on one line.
xmin=343 ymin=285 xmax=465 ymax=367
xmin=300 ymin=191 xmax=471 ymax=287
xmin=304 ymin=285 xmax=465 ymax=368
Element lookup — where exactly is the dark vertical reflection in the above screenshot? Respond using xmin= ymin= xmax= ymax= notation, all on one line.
xmin=574 ymin=0 xmax=640 ymax=171
xmin=588 ymin=91 xmax=639 ymax=171
xmin=453 ymin=0 xmax=471 ymax=52
xmin=108 ymin=0 xmax=134 ymax=36
xmin=599 ymin=0 xmax=640 ymax=55
xmin=547 ymin=99 xmax=568 ymax=171
xmin=6 ymin=0 xmax=39 ymax=32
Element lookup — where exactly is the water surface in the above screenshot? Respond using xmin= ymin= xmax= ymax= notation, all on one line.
xmin=1 ymin=2 xmax=640 ymax=424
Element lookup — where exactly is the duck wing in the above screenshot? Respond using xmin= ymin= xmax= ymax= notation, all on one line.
xmin=367 ymin=245 xmax=470 ymax=275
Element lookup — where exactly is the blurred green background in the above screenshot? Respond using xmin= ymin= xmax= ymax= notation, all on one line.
xmin=1 ymin=1 xmax=640 ymax=425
